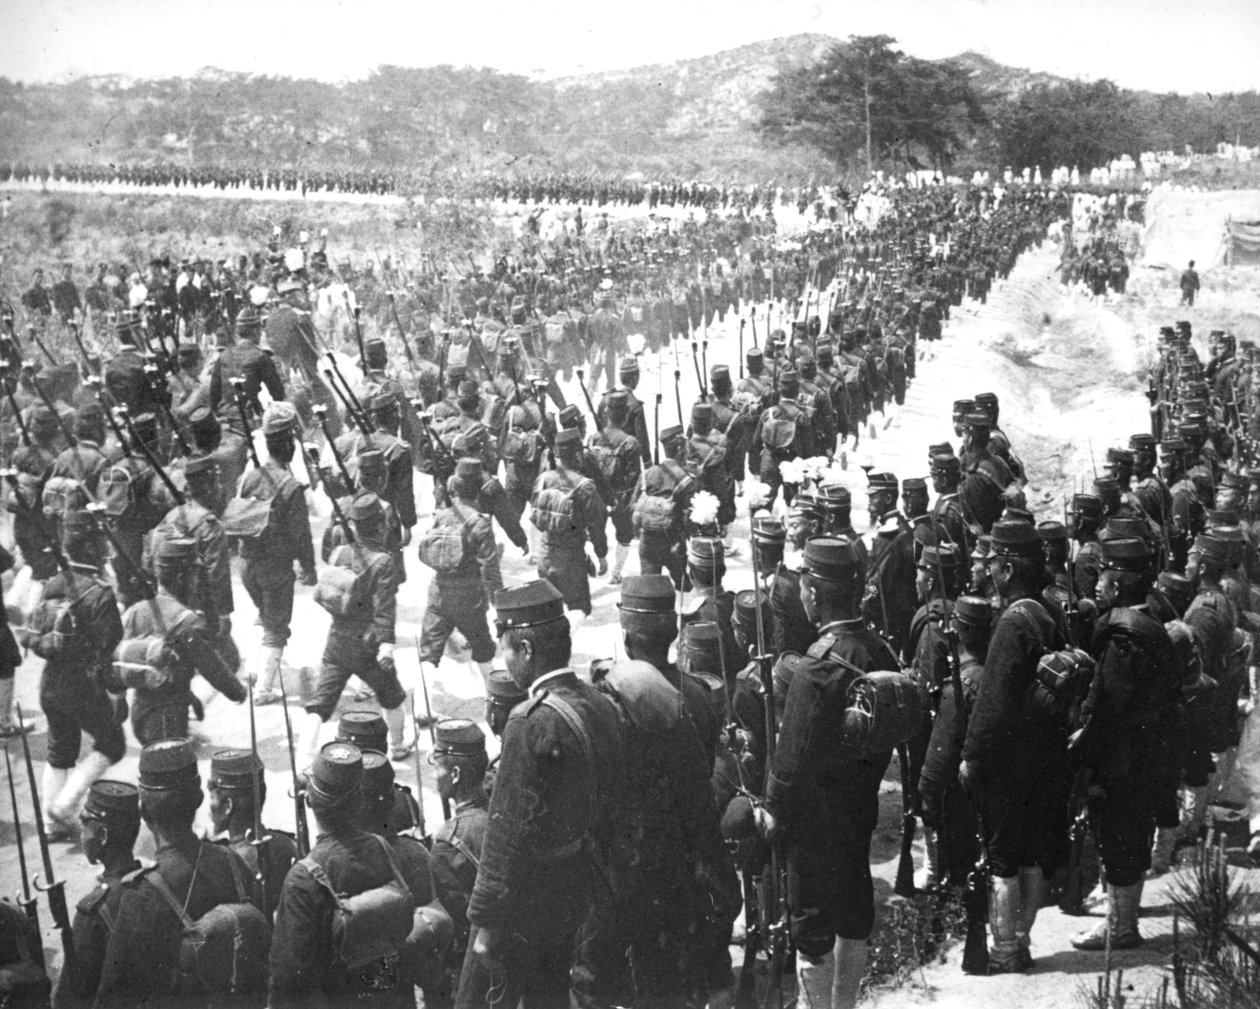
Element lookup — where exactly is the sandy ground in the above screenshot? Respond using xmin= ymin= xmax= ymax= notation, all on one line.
xmin=3 ymin=191 xmax=1260 ymax=1006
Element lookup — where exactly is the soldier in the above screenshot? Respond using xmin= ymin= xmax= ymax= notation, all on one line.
xmin=958 ymin=412 xmax=1020 ymax=535
xmin=265 ymin=277 xmax=342 ymax=436
xmin=596 ymin=357 xmax=652 ymax=468
xmin=1163 ymin=438 xmax=1205 ymax=570
xmin=35 ymin=509 xmax=125 ymax=835
xmin=429 ymin=719 xmax=491 ymax=961
xmin=973 ymin=392 xmax=1024 ymax=482
xmin=706 ymin=364 xmax=749 ymax=494
xmin=1179 ymin=260 xmax=1200 ymax=306
xmin=928 ymin=449 xmax=970 ymax=553
xmin=586 ymin=290 xmax=624 ymax=392
xmin=100 ymin=412 xmax=171 ymax=609
xmin=530 ymin=427 xmax=608 ymax=624
xmin=336 ymin=392 xmax=417 ymax=545
xmin=587 ymin=388 xmax=643 ymax=585
xmin=681 ymin=535 xmax=740 ymax=684
xmin=735 ymin=347 xmax=773 ymax=476
xmin=54 ymin=781 xmax=144 ymax=1009
xmin=751 ymin=369 xmax=815 ymax=507
xmin=48 ymin=401 xmax=110 ymax=497
xmin=862 ymin=472 xmax=917 ymax=660
xmin=100 ymin=739 xmax=264 ymax=1007
xmin=416 ymin=459 xmax=503 ymax=686
xmin=122 ymin=536 xmax=246 ymax=744
xmin=758 ymin=537 xmax=900 ymax=1009
xmin=816 ymin=482 xmax=869 ymax=600
xmin=270 ymin=741 xmax=418 ymax=1008
xmin=362 ymin=335 xmax=422 ymax=456
xmin=687 ymin=402 xmax=736 ymax=531
xmin=1069 ymin=537 xmax=1184 ymax=951
xmin=337 ymin=709 xmax=423 ymax=836
xmin=234 ymin=402 xmax=316 ymax=705
xmin=960 ymin=520 xmax=1070 ymax=973
xmin=207 ymin=749 xmax=300 ymax=920
xmin=631 ymin=425 xmax=696 ymax=589
xmin=457 ymin=580 xmax=625 ymax=1009
xmin=298 ymin=493 xmax=410 ymax=763
xmin=103 ymin=317 xmax=161 ymax=418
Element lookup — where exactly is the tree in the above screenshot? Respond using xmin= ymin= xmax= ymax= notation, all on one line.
xmin=757 ymin=35 xmax=988 ymax=174
xmin=993 ymin=79 xmax=1140 ymax=171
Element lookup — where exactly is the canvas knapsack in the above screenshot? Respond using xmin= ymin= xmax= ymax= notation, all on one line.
xmin=631 ymin=460 xmax=690 ymax=534
xmin=531 ymin=472 xmax=589 ymax=536
xmin=761 ymin=405 xmax=799 ymax=456
xmin=314 ymin=544 xmax=361 ymax=618
xmin=111 ymin=602 xmax=199 ymax=691
xmin=141 ymin=848 xmax=271 ymax=996
xmin=20 ymin=576 xmax=102 ymax=661
xmin=417 ymin=504 xmax=478 ymax=574
xmin=222 ymin=469 xmax=294 ymax=545
xmin=300 ymin=836 xmax=414 ymax=978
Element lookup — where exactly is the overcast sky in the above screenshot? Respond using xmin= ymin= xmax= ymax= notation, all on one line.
xmin=6 ymin=0 xmax=1258 ymax=94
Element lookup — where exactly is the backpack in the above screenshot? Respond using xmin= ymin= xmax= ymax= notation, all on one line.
xmin=531 ymin=472 xmax=588 ymax=537
xmin=1007 ymin=599 xmax=1094 ymax=728
xmin=417 ymin=504 xmax=478 ymax=574
xmin=222 ymin=469 xmax=294 ymax=545
xmin=761 ymin=405 xmax=799 ymax=457
xmin=147 ymin=502 xmax=213 ymax=592
xmin=314 ymin=544 xmax=360 ymax=618
xmin=112 ymin=603 xmax=199 ymax=691
xmin=19 ymin=576 xmax=102 ymax=660
xmin=100 ymin=460 xmax=144 ymax=519
xmin=301 ymin=836 xmax=414 ymax=977
xmin=141 ymin=849 xmax=271 ymax=996
xmin=501 ymin=412 xmax=540 ymax=465
xmin=41 ymin=475 xmax=88 ymax=518
xmin=631 ymin=460 xmax=690 ymax=534
xmin=807 ymin=645 xmax=928 ymax=756
xmin=588 ymin=434 xmax=637 ymax=490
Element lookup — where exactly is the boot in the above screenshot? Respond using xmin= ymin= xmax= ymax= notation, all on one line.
xmin=795 ymin=949 xmax=835 ymax=1009
xmin=915 ymin=827 xmax=940 ymax=892
xmin=610 ymin=543 xmax=630 ymax=585
xmin=831 ymin=938 xmax=867 ymax=1009
xmin=1016 ymin=866 xmax=1047 ymax=969
xmin=1071 ymin=882 xmax=1144 ymax=951
xmin=254 ymin=645 xmax=284 ymax=705
xmin=49 ymin=750 xmax=114 ymax=832
xmin=988 ymin=874 xmax=1025 ymax=973
xmin=385 ymin=706 xmax=412 ymax=761
xmin=0 ymin=678 xmax=30 ymax=737
xmin=1150 ymin=827 xmax=1178 ymax=876
xmin=41 ymin=765 xmax=69 ymax=829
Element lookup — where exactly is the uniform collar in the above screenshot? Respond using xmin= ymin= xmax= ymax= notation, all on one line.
xmin=529 ymin=667 xmax=577 ymax=698
xmin=818 ymin=617 xmax=864 ymax=636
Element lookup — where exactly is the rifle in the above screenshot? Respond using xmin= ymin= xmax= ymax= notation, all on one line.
xmin=1059 ymin=768 xmax=1091 ymax=915
xmin=15 ymin=704 xmax=74 ymax=975
xmin=141 ymin=362 xmax=192 ymax=457
xmin=739 ymin=317 xmax=746 ymax=379
xmin=3 ymin=743 xmax=43 ymax=968
xmin=963 ymin=801 xmax=992 ymax=975
xmin=246 ymin=682 xmax=272 ymax=920
xmin=86 ymin=501 xmax=158 ymax=600
xmin=230 ymin=377 xmax=262 ymax=469
xmin=575 ymin=368 xmax=602 ymax=432
xmin=25 ymin=324 xmax=56 ymax=367
xmin=68 ymin=320 xmax=94 ymax=373
xmin=0 ymin=361 xmax=33 ymax=447
xmin=345 ymin=293 xmax=367 ymax=369
xmin=412 ymin=401 xmax=457 ymax=496
xmin=324 ymin=353 xmax=373 ymax=438
xmin=416 ymin=652 xmax=451 ymax=821
xmin=119 ymin=405 xmax=186 ymax=506
xmin=274 ymin=667 xmax=311 ymax=857
xmin=313 ymin=404 xmax=355 ymax=495
xmin=653 ymin=392 xmax=661 ymax=466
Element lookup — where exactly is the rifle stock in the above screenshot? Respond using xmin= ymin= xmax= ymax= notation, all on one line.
xmin=3 ymin=744 xmax=42 ymax=968
xmin=1059 ymin=769 xmax=1090 ymax=915
xmin=273 ymin=669 xmax=311 ymax=856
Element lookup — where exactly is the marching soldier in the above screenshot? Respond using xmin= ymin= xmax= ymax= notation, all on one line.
xmin=587 ymin=388 xmax=643 ymax=585
xmin=337 ymin=709 xmax=423 ymax=836
xmin=631 ymin=425 xmax=695 ymax=589
xmin=751 ymin=369 xmax=815 ymax=507
xmin=596 ymin=357 xmax=652 ymax=467
xmin=457 ymin=580 xmax=625 ymax=1009
xmin=265 ymin=277 xmax=342 ymax=436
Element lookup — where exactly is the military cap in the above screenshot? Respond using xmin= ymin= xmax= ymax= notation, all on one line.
xmin=952 ymin=398 xmax=976 ymax=414
xmin=963 ymin=412 xmax=991 ymax=430
xmin=1100 ymin=536 xmax=1150 ymax=571
xmin=619 ymin=574 xmax=677 ymax=615
xmin=360 ymin=751 xmax=394 ymax=798
xmin=1036 ymin=520 xmax=1068 ymax=542
xmin=746 ymin=347 xmax=764 ymax=366
xmin=75 ymin=400 xmax=104 ymax=425
xmin=970 ymin=534 xmax=992 ymax=560
xmin=801 ymin=536 xmax=857 ymax=581
xmin=902 ymin=477 xmax=927 ymax=494
xmin=557 ymin=404 xmax=582 ymax=429
xmin=816 ymin=483 xmax=851 ymax=507
xmin=866 ymin=472 xmax=898 ymax=492
xmin=974 ymin=392 xmax=999 ymax=410
xmin=155 ymin=537 xmax=197 ymax=567
xmin=306 ymin=741 xmax=363 ymax=806
xmin=457 ymin=379 xmax=481 ymax=402
xmin=918 ymin=543 xmax=961 ymax=570
xmin=930 ymin=452 xmax=960 ymax=472
xmin=494 ymin=580 xmax=566 ymax=630
xmin=687 ymin=535 xmax=724 ymax=568
xmin=277 ymin=277 xmax=303 ymax=294
xmin=989 ymin=519 xmax=1043 ymax=558
xmin=1220 ymin=472 xmax=1248 ymax=491
xmin=368 ymin=391 xmax=396 ymax=414
xmin=788 ymin=496 xmax=825 ymax=521
xmin=710 ymin=364 xmax=731 ymax=386
xmin=778 ymin=370 xmax=800 ymax=396
xmin=1072 ymin=493 xmax=1103 ymax=517
xmin=1176 ymin=320 xmax=1191 ymax=332
xmin=83 ymin=780 xmax=140 ymax=822
xmin=1248 ymin=468 xmax=1260 ymax=489
xmin=138 ymin=739 xmax=200 ymax=792
xmin=1177 ymin=420 xmax=1206 ymax=438
xmin=928 ymin=442 xmax=954 ymax=458
xmin=605 ymin=389 xmax=629 ymax=412
xmin=63 ymin=509 xmax=97 ymax=534
xmin=554 ymin=427 xmax=582 ymax=449
xmin=618 ymin=357 xmax=640 ymax=378
xmin=952 ymin=595 xmax=993 ymax=628
xmin=1158 ymin=325 xmax=1176 ymax=338
xmin=1128 ymin=433 xmax=1157 ymax=450
xmin=183 ymin=454 xmax=217 ymax=479
xmin=365 ymin=335 xmax=386 ymax=353
xmin=188 ymin=405 xmax=218 ymax=439
xmin=1002 ymin=504 xmax=1035 ymax=525
xmin=1156 ymin=572 xmax=1194 ymax=612
xmin=129 ymin=411 xmax=158 ymax=440
xmin=337 ymin=709 xmax=388 ymax=753
xmin=660 ymin=425 xmax=685 ymax=445
xmin=208 ymin=749 xmax=264 ymax=791
xmin=1190 ymin=533 xmax=1231 ymax=566
xmin=349 ymin=492 xmax=384 ymax=525
xmin=433 ymin=719 xmax=486 ymax=758
xmin=487 ymin=669 xmax=526 ymax=702
xmin=816 ymin=345 xmax=835 ymax=365
xmin=1092 ymin=477 xmax=1121 ymax=509
xmin=1106 ymin=448 xmax=1135 ymax=467
xmin=1159 ymin=438 xmax=1188 ymax=456
xmin=752 ymin=515 xmax=786 ymax=545
xmin=358 ymin=448 xmax=386 ymax=473
xmin=734 ymin=589 xmax=771 ymax=629
xmin=261 ymin=401 xmax=297 ymax=436
xmin=679 ymin=622 xmax=722 ymax=675
xmin=447 ymin=364 xmax=468 ymax=385
xmin=692 ymin=402 xmax=714 ymax=425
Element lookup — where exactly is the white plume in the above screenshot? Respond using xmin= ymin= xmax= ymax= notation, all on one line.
xmin=745 ymin=479 xmax=773 ymax=509
xmin=128 ymin=283 xmax=148 ymax=308
xmin=284 ymin=248 xmax=305 ymax=272
xmin=249 ymin=284 xmax=271 ymax=307
xmin=779 ymin=458 xmax=804 ymax=485
xmin=689 ymin=490 xmax=720 ymax=527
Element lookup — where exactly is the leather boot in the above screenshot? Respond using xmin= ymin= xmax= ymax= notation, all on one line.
xmin=1016 ymin=866 xmax=1047 ymax=968
xmin=831 ymin=938 xmax=867 ymax=1009
xmin=795 ymin=949 xmax=835 ymax=1009
xmin=988 ymin=874 xmax=1025 ymax=973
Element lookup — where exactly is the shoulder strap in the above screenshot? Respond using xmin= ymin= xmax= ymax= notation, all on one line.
xmin=540 ymin=692 xmax=597 ymax=809
xmin=141 ymin=851 xmax=201 ymax=930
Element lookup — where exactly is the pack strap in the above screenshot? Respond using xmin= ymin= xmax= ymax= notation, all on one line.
xmin=539 ymin=692 xmax=597 ymax=811
xmin=142 ymin=846 xmax=203 ymax=930
xmin=301 ymin=835 xmax=409 ymax=908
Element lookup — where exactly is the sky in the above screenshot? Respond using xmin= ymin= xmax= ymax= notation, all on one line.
xmin=5 ymin=0 xmax=1259 ymax=94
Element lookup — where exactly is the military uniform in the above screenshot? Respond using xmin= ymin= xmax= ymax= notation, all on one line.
xmin=595 ymin=359 xmax=652 ymax=467
xmin=431 ymin=793 xmax=489 ymax=958
xmin=337 ymin=710 xmax=424 ymax=837
xmin=862 ymin=489 xmax=917 ymax=660
xmin=265 ymin=285 xmax=342 ymax=436
xmin=530 ymin=430 xmax=608 ymax=614
xmin=631 ymin=428 xmax=695 ymax=589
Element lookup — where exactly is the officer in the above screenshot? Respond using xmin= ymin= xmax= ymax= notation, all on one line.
xmin=36 ymin=509 xmax=125 ymax=836
xmin=54 ymin=781 xmax=144 ymax=1009
xmin=596 ymin=356 xmax=652 ymax=467
xmin=457 ymin=580 xmax=625 ymax=1009
xmin=530 ymin=427 xmax=608 ymax=624
xmin=122 ymin=536 xmax=246 ymax=744
xmin=587 ymin=388 xmax=643 ymax=585
xmin=101 ymin=739 xmax=263 ymax=1006
xmin=270 ymin=741 xmax=417 ymax=1008
xmin=236 ymin=402 xmax=316 ymax=705
xmin=298 ymin=493 xmax=409 ymax=763
xmin=759 ymin=537 xmax=900 ymax=1009
xmin=337 ymin=709 xmax=423 ymax=836
xmin=960 ymin=520 xmax=1070 ymax=973
xmin=1069 ymin=537 xmax=1184 ymax=952
xmin=429 ymin=719 xmax=491 ymax=961
xmin=416 ymin=459 xmax=503 ymax=687
xmin=631 ymin=425 xmax=695 ymax=589
xmin=207 ymin=749 xmax=300 ymax=920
